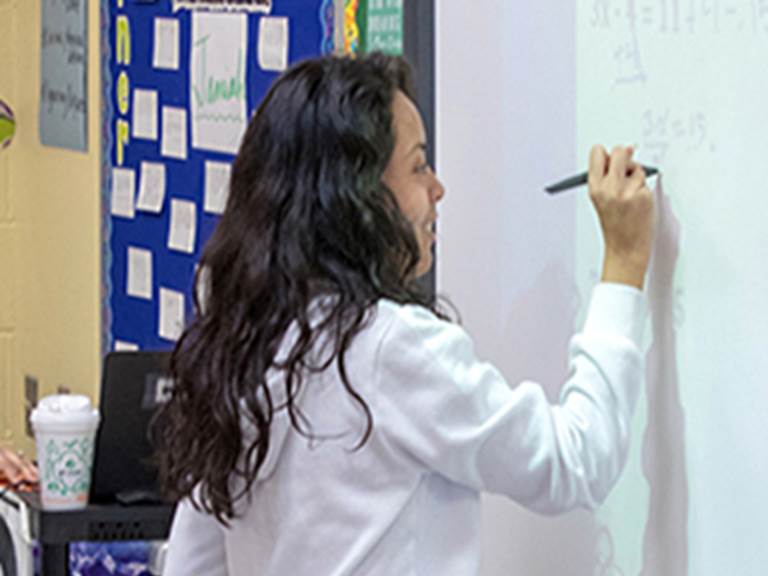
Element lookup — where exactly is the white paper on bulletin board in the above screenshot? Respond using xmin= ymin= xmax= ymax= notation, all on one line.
xmin=190 ymin=12 xmax=248 ymax=154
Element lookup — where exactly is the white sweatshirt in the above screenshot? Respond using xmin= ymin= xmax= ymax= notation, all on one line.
xmin=164 ymin=283 xmax=646 ymax=576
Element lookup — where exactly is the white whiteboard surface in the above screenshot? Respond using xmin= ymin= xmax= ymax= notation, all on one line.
xmin=436 ymin=2 xmax=768 ymax=575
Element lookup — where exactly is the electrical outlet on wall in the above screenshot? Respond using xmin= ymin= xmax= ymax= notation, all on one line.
xmin=24 ymin=375 xmax=38 ymax=438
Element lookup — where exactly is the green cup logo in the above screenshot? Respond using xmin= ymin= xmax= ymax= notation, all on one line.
xmin=43 ymin=437 xmax=94 ymax=497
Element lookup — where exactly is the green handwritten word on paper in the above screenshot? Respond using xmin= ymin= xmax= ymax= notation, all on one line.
xmin=190 ymin=12 xmax=248 ymax=154
xmin=192 ymin=35 xmax=245 ymax=119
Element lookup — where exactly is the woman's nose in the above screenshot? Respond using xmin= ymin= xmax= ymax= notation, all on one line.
xmin=431 ymin=172 xmax=446 ymax=203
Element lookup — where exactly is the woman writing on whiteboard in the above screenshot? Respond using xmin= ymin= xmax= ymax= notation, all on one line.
xmin=157 ymin=53 xmax=654 ymax=575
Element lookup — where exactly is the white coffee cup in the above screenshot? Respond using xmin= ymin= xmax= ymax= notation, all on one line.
xmin=30 ymin=394 xmax=100 ymax=510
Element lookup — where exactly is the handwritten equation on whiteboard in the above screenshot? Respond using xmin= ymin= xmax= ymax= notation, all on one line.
xmin=588 ymin=0 xmax=768 ymax=85
xmin=590 ymin=0 xmax=768 ymax=35
xmin=640 ymin=108 xmax=714 ymax=163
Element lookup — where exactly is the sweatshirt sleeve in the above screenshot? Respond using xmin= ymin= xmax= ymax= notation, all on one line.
xmin=164 ymin=496 xmax=228 ymax=576
xmin=374 ymin=283 xmax=647 ymax=514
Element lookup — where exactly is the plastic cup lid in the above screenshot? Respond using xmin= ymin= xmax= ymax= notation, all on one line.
xmin=30 ymin=394 xmax=99 ymax=428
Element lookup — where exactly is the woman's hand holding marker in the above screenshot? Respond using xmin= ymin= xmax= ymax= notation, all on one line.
xmin=589 ymin=145 xmax=655 ymax=290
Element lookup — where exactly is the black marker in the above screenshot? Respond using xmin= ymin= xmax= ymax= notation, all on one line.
xmin=545 ymin=165 xmax=659 ymax=194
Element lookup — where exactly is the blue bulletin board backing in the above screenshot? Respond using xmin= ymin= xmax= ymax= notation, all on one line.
xmin=101 ymin=0 xmax=335 ymax=353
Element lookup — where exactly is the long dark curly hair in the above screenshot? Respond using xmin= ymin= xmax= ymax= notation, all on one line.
xmin=154 ymin=53 xmax=443 ymax=524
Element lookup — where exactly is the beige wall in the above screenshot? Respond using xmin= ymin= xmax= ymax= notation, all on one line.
xmin=0 ymin=0 xmax=101 ymax=455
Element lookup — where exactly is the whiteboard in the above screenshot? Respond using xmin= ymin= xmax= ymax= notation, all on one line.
xmin=437 ymin=1 xmax=768 ymax=575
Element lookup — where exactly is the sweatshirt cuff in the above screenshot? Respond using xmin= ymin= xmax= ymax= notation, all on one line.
xmin=583 ymin=283 xmax=648 ymax=346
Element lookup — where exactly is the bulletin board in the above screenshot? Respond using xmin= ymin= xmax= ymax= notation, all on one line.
xmin=101 ymin=0 xmax=335 ymax=353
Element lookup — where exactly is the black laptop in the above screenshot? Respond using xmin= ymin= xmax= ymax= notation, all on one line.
xmin=89 ymin=351 xmax=173 ymax=505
